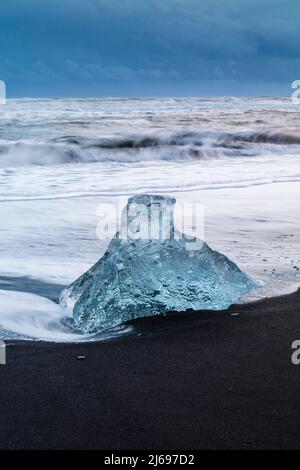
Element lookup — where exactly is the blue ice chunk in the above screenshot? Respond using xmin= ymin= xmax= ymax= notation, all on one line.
xmin=60 ymin=195 xmax=254 ymax=333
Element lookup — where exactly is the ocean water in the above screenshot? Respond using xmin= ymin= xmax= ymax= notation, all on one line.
xmin=0 ymin=97 xmax=299 ymax=341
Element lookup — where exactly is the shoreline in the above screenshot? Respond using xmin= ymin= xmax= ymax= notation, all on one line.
xmin=1 ymin=288 xmax=300 ymax=449
xmin=2 ymin=282 xmax=300 ymax=343
xmin=1 ymin=278 xmax=300 ymax=342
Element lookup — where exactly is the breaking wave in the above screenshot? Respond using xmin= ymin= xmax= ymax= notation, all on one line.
xmin=54 ymin=128 xmax=300 ymax=148
xmin=1 ymin=127 xmax=300 ymax=168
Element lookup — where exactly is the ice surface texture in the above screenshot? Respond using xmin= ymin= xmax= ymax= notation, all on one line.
xmin=60 ymin=195 xmax=254 ymax=334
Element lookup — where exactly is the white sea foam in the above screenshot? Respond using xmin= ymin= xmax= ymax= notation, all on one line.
xmin=0 ymin=289 xmax=79 ymax=341
xmin=0 ymin=174 xmax=299 ymax=203
xmin=0 ymin=289 xmax=133 ymax=342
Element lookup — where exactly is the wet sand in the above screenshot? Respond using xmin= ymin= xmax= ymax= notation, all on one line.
xmin=1 ymin=289 xmax=300 ymax=450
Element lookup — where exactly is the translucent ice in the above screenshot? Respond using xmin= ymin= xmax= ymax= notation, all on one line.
xmin=60 ymin=195 xmax=254 ymax=334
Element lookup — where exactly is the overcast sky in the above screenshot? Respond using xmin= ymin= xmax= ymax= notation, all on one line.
xmin=1 ymin=0 xmax=299 ymax=97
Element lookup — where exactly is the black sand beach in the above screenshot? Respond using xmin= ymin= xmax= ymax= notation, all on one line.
xmin=1 ymin=289 xmax=300 ymax=450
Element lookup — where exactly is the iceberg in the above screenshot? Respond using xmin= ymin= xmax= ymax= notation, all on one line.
xmin=60 ymin=194 xmax=254 ymax=334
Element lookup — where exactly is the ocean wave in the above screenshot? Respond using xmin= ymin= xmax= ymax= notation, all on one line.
xmin=0 ymin=175 xmax=299 ymax=203
xmin=53 ymin=127 xmax=300 ymax=148
xmin=223 ymin=128 xmax=300 ymax=145
xmin=0 ymin=127 xmax=300 ymax=167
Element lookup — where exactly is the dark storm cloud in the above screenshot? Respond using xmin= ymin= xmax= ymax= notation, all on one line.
xmin=0 ymin=0 xmax=299 ymax=96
